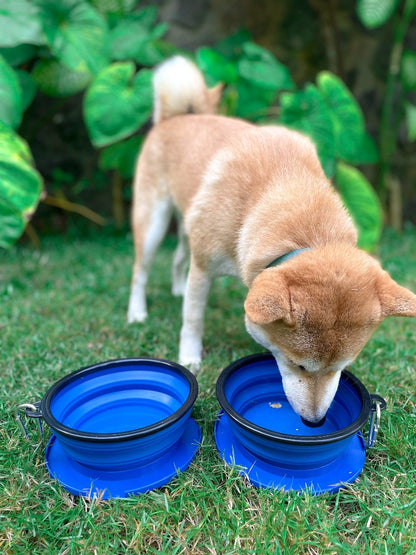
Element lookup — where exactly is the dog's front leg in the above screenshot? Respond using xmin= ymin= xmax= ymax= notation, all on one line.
xmin=179 ymin=258 xmax=211 ymax=372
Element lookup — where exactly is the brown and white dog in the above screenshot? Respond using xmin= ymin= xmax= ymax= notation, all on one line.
xmin=128 ymin=56 xmax=416 ymax=424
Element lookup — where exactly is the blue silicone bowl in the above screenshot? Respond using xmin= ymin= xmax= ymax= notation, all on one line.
xmin=36 ymin=358 xmax=200 ymax=498
xmin=215 ymin=353 xmax=379 ymax=493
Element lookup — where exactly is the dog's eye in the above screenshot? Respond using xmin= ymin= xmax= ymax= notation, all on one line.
xmin=298 ymin=365 xmax=307 ymax=372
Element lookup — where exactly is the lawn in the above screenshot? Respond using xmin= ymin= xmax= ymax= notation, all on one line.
xmin=1 ymin=225 xmax=415 ymax=554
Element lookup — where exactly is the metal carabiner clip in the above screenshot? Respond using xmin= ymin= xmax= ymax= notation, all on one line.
xmin=367 ymin=394 xmax=386 ymax=448
xmin=16 ymin=402 xmax=43 ymax=442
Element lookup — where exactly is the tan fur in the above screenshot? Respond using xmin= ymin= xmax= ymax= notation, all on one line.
xmin=128 ymin=56 xmax=416 ymax=423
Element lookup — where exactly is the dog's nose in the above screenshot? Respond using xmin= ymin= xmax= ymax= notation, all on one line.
xmin=301 ymin=416 xmax=326 ymax=428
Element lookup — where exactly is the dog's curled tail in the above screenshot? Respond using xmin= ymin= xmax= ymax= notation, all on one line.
xmin=152 ymin=55 xmax=223 ymax=125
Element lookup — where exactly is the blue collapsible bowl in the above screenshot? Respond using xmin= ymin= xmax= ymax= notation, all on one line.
xmin=215 ymin=353 xmax=382 ymax=494
xmin=35 ymin=358 xmax=200 ymax=498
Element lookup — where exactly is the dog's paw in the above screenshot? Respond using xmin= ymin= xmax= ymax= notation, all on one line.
xmin=179 ymin=356 xmax=201 ymax=374
xmin=171 ymin=282 xmax=186 ymax=297
xmin=127 ymin=308 xmax=148 ymax=324
xmin=172 ymin=273 xmax=187 ymax=297
xmin=179 ymin=331 xmax=203 ymax=373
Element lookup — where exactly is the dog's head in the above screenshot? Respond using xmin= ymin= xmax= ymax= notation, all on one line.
xmin=244 ymin=245 xmax=416 ymax=424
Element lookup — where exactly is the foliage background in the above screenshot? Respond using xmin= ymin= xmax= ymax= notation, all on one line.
xmin=0 ymin=0 xmax=415 ymax=247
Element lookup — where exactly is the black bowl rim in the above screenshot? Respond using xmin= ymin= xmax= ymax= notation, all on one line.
xmin=216 ymin=352 xmax=371 ymax=446
xmin=40 ymin=357 xmax=198 ymax=443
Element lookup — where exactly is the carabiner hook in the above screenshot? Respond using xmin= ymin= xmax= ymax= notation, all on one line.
xmin=367 ymin=394 xmax=386 ymax=448
xmin=16 ymin=402 xmax=43 ymax=442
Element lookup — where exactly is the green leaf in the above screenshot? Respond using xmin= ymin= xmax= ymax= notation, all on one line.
xmin=233 ymin=80 xmax=277 ymax=120
xmin=196 ymin=47 xmax=239 ymax=85
xmin=0 ymin=160 xmax=41 ymax=216
xmin=404 ymin=0 xmax=416 ymax=18
xmin=34 ymin=0 xmax=109 ymax=75
xmin=0 ymin=44 xmax=38 ymax=67
xmin=99 ymin=135 xmax=144 ymax=178
xmin=356 ymin=0 xmax=399 ymax=29
xmin=134 ymin=39 xmax=178 ymax=67
xmin=215 ymin=30 xmax=252 ymax=60
xmin=317 ymin=71 xmax=378 ymax=165
xmin=238 ymin=42 xmax=294 ymax=92
xmin=0 ymin=121 xmax=33 ymax=165
xmin=401 ymin=49 xmax=416 ymax=91
xmin=84 ymin=62 xmax=153 ymax=147
xmin=0 ymin=0 xmax=44 ymax=47
xmin=0 ymin=201 xmax=27 ymax=249
xmin=0 ymin=55 xmax=23 ymax=129
xmin=0 ymin=123 xmax=43 ymax=248
xmin=122 ymin=5 xmax=159 ymax=28
xmin=15 ymin=70 xmax=37 ymax=110
xmin=405 ymin=102 xmax=416 ymax=141
xmin=110 ymin=9 xmax=168 ymax=65
xmin=335 ymin=162 xmax=383 ymax=251
xmin=279 ymin=84 xmax=336 ymax=177
xmin=90 ymin=0 xmax=137 ymax=16
xmin=32 ymin=58 xmax=91 ymax=97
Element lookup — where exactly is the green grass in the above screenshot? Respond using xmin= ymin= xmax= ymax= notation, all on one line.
xmin=1 ymin=225 xmax=416 ymax=554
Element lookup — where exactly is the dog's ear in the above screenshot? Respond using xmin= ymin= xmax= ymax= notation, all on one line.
xmin=207 ymin=83 xmax=224 ymax=110
xmin=244 ymin=270 xmax=295 ymax=325
xmin=377 ymin=271 xmax=416 ymax=317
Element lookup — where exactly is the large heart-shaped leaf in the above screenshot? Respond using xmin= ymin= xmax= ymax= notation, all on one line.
xmin=335 ymin=162 xmax=383 ymax=251
xmin=84 ymin=62 xmax=153 ymax=147
xmin=34 ymin=0 xmax=109 ymax=75
xmin=317 ymin=71 xmax=378 ymax=165
xmin=0 ymin=123 xmax=43 ymax=248
xmin=356 ymin=0 xmax=399 ymax=28
xmin=0 ymin=55 xmax=23 ymax=129
xmin=32 ymin=58 xmax=91 ymax=97
xmin=279 ymin=84 xmax=336 ymax=177
xmin=0 ymin=0 xmax=44 ymax=47
xmin=238 ymin=42 xmax=294 ymax=92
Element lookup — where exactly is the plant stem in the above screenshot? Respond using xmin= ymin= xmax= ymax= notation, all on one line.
xmin=43 ymin=195 xmax=106 ymax=226
xmin=24 ymin=222 xmax=41 ymax=248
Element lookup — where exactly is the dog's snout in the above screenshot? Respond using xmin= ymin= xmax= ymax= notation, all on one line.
xmin=301 ymin=416 xmax=326 ymax=428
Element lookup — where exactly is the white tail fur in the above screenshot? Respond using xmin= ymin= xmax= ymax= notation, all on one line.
xmin=152 ymin=56 xmax=222 ymax=124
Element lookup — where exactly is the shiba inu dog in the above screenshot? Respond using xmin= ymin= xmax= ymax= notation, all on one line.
xmin=128 ymin=56 xmax=416 ymax=424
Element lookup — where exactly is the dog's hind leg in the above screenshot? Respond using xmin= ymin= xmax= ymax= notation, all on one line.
xmin=179 ymin=257 xmax=211 ymax=371
xmin=128 ymin=196 xmax=173 ymax=323
xmin=171 ymin=220 xmax=189 ymax=297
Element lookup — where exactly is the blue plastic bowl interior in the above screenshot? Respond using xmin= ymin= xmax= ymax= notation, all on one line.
xmin=40 ymin=358 xmax=198 ymax=470
xmin=216 ymin=353 xmax=371 ymax=469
